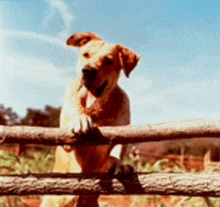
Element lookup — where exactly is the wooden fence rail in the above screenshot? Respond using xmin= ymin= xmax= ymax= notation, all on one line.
xmin=0 ymin=119 xmax=220 ymax=146
xmin=0 ymin=119 xmax=220 ymax=197
xmin=1 ymin=173 xmax=220 ymax=197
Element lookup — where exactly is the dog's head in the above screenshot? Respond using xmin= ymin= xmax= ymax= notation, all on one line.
xmin=67 ymin=32 xmax=140 ymax=107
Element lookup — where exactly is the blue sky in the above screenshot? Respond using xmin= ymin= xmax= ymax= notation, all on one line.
xmin=0 ymin=0 xmax=220 ymax=125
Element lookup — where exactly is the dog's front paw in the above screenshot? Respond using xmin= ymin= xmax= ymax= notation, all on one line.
xmin=70 ymin=114 xmax=93 ymax=134
xmin=63 ymin=115 xmax=93 ymax=152
xmin=108 ymin=162 xmax=134 ymax=177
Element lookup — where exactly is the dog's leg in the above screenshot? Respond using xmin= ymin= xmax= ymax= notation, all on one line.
xmin=53 ymin=146 xmax=81 ymax=173
xmin=40 ymin=146 xmax=80 ymax=207
xmin=76 ymin=195 xmax=99 ymax=207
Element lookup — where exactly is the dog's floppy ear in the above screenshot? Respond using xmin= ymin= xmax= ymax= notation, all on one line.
xmin=67 ymin=32 xmax=101 ymax=47
xmin=117 ymin=45 xmax=140 ymax=77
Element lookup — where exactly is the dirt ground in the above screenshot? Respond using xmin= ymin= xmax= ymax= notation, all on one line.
xmin=16 ymin=196 xmax=131 ymax=207
xmin=6 ymin=195 xmax=183 ymax=207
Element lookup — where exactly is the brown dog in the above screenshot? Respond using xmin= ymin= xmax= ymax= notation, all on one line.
xmin=41 ymin=32 xmax=140 ymax=207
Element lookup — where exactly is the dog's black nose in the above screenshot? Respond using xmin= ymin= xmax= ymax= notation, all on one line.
xmin=82 ymin=66 xmax=97 ymax=80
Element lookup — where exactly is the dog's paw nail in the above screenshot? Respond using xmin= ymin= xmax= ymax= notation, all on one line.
xmin=71 ymin=122 xmax=81 ymax=134
xmin=81 ymin=115 xmax=93 ymax=133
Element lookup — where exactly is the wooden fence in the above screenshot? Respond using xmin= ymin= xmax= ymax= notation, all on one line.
xmin=129 ymin=149 xmax=219 ymax=171
xmin=0 ymin=119 xmax=220 ymax=198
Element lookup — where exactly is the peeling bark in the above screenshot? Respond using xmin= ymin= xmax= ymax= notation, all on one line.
xmin=0 ymin=119 xmax=220 ymax=146
xmin=0 ymin=173 xmax=220 ymax=197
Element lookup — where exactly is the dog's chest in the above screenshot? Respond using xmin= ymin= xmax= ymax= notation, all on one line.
xmin=80 ymin=87 xmax=130 ymax=126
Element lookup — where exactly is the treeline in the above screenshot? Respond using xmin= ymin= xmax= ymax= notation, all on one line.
xmin=0 ymin=104 xmax=61 ymax=156
xmin=0 ymin=104 xmax=61 ymax=127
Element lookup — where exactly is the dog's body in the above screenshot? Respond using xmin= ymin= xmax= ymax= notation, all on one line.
xmin=41 ymin=32 xmax=139 ymax=207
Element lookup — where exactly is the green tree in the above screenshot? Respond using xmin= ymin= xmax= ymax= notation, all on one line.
xmin=20 ymin=105 xmax=61 ymax=127
xmin=0 ymin=104 xmax=19 ymax=125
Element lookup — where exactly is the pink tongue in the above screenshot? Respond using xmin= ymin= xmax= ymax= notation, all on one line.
xmin=86 ymin=91 xmax=97 ymax=108
xmin=79 ymin=86 xmax=97 ymax=108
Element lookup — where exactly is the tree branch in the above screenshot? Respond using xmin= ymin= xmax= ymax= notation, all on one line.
xmin=0 ymin=119 xmax=220 ymax=146
xmin=0 ymin=173 xmax=220 ymax=197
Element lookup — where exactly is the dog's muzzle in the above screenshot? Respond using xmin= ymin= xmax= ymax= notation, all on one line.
xmin=82 ymin=66 xmax=97 ymax=86
xmin=81 ymin=65 xmax=108 ymax=97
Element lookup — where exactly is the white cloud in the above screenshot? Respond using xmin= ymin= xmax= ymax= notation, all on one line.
xmin=0 ymin=53 xmax=73 ymax=117
xmin=0 ymin=0 xmax=77 ymax=118
xmin=0 ymin=3 xmax=76 ymax=117
xmin=2 ymin=54 xmax=71 ymax=85
xmin=0 ymin=31 xmax=75 ymax=117
xmin=44 ymin=0 xmax=74 ymax=39
xmin=3 ymin=30 xmax=66 ymax=48
xmin=1 ymin=29 xmax=76 ymax=101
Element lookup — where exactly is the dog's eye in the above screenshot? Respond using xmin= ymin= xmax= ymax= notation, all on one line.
xmin=83 ymin=52 xmax=90 ymax=58
xmin=104 ymin=57 xmax=114 ymax=65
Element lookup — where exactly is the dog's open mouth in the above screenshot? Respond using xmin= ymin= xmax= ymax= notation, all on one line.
xmin=79 ymin=81 xmax=108 ymax=109
xmin=82 ymin=80 xmax=108 ymax=97
xmin=96 ymin=81 xmax=108 ymax=97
